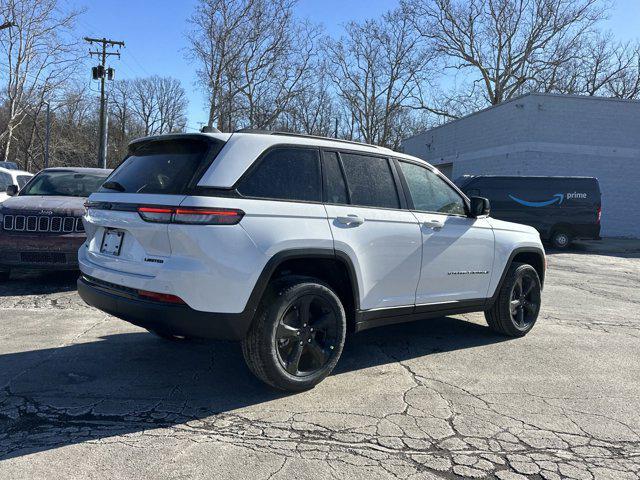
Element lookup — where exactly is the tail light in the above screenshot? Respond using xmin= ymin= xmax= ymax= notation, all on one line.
xmin=597 ymin=206 xmax=601 ymax=224
xmin=138 ymin=289 xmax=185 ymax=304
xmin=174 ymin=208 xmax=243 ymax=225
xmin=138 ymin=206 xmax=174 ymax=223
xmin=137 ymin=206 xmax=244 ymax=225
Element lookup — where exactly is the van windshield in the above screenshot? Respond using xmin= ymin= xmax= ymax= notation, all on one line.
xmin=101 ymin=138 xmax=220 ymax=195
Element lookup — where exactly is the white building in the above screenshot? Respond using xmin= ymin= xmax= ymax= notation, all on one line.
xmin=402 ymin=92 xmax=640 ymax=238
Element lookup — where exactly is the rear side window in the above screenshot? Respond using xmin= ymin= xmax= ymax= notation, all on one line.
xmin=237 ymin=147 xmax=320 ymax=202
xmin=322 ymin=151 xmax=348 ymax=204
xmin=101 ymin=139 xmax=216 ymax=194
xmin=340 ymin=153 xmax=399 ymax=209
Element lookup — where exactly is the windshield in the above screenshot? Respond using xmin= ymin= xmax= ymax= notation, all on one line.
xmin=100 ymin=138 xmax=217 ymax=194
xmin=20 ymin=171 xmax=109 ymax=197
xmin=16 ymin=175 xmax=32 ymax=188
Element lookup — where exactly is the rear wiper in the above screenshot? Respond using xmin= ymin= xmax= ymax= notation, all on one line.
xmin=102 ymin=180 xmax=126 ymax=192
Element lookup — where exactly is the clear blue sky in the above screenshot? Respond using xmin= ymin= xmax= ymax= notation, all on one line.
xmin=69 ymin=0 xmax=640 ymax=128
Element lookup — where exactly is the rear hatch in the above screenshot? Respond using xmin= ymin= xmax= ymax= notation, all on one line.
xmin=83 ymin=136 xmax=225 ymax=276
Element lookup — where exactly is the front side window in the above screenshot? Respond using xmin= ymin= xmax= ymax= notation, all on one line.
xmin=399 ymin=161 xmax=466 ymax=216
xmin=340 ymin=153 xmax=399 ymax=209
xmin=20 ymin=171 xmax=110 ymax=198
xmin=237 ymin=147 xmax=320 ymax=202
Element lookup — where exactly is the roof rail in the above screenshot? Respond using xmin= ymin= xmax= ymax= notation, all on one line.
xmin=233 ymin=129 xmax=388 ymax=150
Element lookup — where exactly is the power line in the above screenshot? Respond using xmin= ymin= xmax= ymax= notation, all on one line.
xmin=85 ymin=36 xmax=125 ymax=168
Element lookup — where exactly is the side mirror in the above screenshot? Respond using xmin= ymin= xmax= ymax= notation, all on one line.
xmin=469 ymin=196 xmax=490 ymax=218
xmin=6 ymin=185 xmax=18 ymax=197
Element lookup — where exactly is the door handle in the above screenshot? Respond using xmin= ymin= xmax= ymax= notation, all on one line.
xmin=423 ymin=219 xmax=444 ymax=230
xmin=336 ymin=214 xmax=365 ymax=226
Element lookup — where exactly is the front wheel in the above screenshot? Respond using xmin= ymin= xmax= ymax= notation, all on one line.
xmin=242 ymin=277 xmax=347 ymax=392
xmin=485 ymin=262 xmax=541 ymax=337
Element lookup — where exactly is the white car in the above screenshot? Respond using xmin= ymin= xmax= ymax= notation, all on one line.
xmin=0 ymin=167 xmax=33 ymax=202
xmin=78 ymin=131 xmax=546 ymax=391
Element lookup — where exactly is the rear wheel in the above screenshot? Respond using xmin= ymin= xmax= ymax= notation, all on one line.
xmin=485 ymin=262 xmax=541 ymax=337
xmin=551 ymin=229 xmax=572 ymax=250
xmin=242 ymin=277 xmax=347 ymax=392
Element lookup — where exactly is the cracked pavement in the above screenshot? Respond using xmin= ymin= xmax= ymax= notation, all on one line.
xmin=1 ymin=240 xmax=639 ymax=479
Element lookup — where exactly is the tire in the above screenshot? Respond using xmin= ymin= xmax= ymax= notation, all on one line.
xmin=242 ymin=276 xmax=347 ymax=392
xmin=551 ymin=229 xmax=572 ymax=250
xmin=0 ymin=269 xmax=9 ymax=282
xmin=485 ymin=262 xmax=541 ymax=337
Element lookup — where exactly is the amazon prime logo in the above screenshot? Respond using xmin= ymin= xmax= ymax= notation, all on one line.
xmin=509 ymin=192 xmax=588 ymax=207
xmin=508 ymin=193 xmax=564 ymax=207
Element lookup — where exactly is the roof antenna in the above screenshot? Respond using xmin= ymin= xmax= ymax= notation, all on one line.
xmin=200 ymin=125 xmax=221 ymax=133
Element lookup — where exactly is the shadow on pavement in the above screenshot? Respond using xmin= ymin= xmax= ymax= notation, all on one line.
xmin=0 ymin=315 xmax=506 ymax=460
xmin=545 ymin=239 xmax=640 ymax=259
xmin=0 ymin=270 xmax=79 ymax=297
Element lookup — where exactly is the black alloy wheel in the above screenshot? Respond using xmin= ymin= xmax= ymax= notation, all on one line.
xmin=485 ymin=262 xmax=541 ymax=337
xmin=275 ymin=294 xmax=340 ymax=377
xmin=242 ymin=277 xmax=347 ymax=391
xmin=509 ymin=272 xmax=540 ymax=331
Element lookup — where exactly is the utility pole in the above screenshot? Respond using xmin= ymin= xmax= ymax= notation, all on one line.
xmin=44 ymin=101 xmax=51 ymax=169
xmin=85 ymin=36 xmax=124 ymax=168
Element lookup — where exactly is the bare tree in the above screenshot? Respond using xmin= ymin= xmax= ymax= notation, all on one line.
xmin=404 ymin=0 xmax=609 ymax=106
xmin=326 ymin=9 xmax=438 ymax=148
xmin=282 ymin=64 xmax=337 ymax=137
xmin=0 ymin=0 xmax=81 ymax=165
xmin=606 ymin=43 xmax=640 ymax=99
xmin=125 ymin=76 xmax=188 ymax=136
xmin=186 ymin=0 xmax=320 ymax=131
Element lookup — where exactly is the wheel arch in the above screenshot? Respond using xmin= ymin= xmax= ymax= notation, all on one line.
xmin=243 ymin=248 xmax=360 ymax=331
xmin=487 ymin=247 xmax=546 ymax=308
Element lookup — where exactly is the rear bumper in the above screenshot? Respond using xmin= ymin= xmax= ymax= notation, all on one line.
xmin=77 ymin=275 xmax=252 ymax=341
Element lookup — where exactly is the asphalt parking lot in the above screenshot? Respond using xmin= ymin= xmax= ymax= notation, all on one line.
xmin=1 ymin=241 xmax=639 ymax=480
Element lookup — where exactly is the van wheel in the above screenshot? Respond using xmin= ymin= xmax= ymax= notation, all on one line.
xmin=551 ymin=230 xmax=572 ymax=250
xmin=485 ymin=262 xmax=541 ymax=337
xmin=0 ymin=269 xmax=9 ymax=281
xmin=242 ymin=277 xmax=347 ymax=392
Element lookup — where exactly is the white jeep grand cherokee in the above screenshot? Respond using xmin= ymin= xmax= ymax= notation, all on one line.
xmin=78 ymin=131 xmax=545 ymax=391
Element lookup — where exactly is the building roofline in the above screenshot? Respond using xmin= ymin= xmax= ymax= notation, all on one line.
xmin=403 ymin=92 xmax=640 ymax=142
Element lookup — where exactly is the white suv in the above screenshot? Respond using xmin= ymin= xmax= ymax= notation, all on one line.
xmin=78 ymin=131 xmax=545 ymax=391
xmin=0 ymin=166 xmax=33 ymax=203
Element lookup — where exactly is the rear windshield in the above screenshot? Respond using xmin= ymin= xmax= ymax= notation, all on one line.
xmin=20 ymin=171 xmax=109 ymax=197
xmin=100 ymin=139 xmax=218 ymax=195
